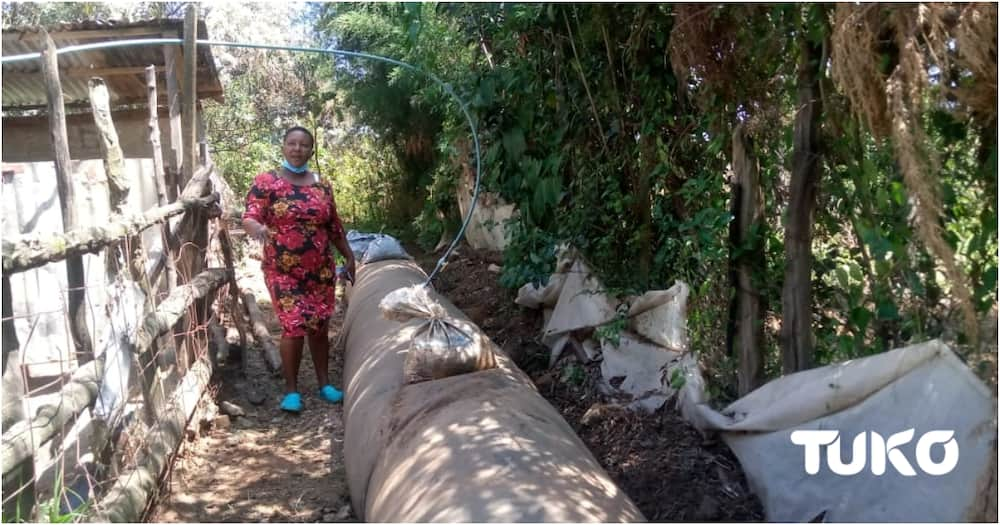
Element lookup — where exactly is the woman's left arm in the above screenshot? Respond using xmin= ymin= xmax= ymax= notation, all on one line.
xmin=329 ymin=193 xmax=356 ymax=283
xmin=332 ymin=231 xmax=356 ymax=283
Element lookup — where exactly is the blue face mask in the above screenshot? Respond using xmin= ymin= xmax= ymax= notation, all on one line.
xmin=282 ymin=159 xmax=309 ymax=174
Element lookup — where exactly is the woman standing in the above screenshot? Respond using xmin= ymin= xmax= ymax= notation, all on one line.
xmin=242 ymin=126 xmax=356 ymax=413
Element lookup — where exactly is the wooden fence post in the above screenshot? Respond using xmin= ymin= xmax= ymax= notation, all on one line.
xmin=87 ymin=78 xmax=129 ymax=215
xmin=41 ymin=31 xmax=94 ymax=365
xmin=182 ymin=5 xmax=198 ymax=187
xmin=162 ymin=43 xmax=182 ymax=201
xmin=217 ymin=226 xmax=248 ymax=352
xmin=244 ymin=292 xmax=282 ymax=373
xmin=88 ymin=77 xmax=137 ymax=281
xmin=146 ymin=65 xmax=168 ymax=210
xmin=172 ymin=5 xmax=213 ymax=371
xmin=147 ymin=64 xmax=178 ymax=298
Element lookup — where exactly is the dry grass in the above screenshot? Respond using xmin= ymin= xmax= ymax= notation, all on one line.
xmin=667 ymin=3 xmax=784 ymax=132
xmin=831 ymin=4 xmax=893 ymax=138
xmin=831 ymin=3 xmax=990 ymax=347
xmin=951 ymin=4 xmax=998 ymax=121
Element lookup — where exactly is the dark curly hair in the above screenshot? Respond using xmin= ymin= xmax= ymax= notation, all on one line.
xmin=283 ymin=126 xmax=315 ymax=147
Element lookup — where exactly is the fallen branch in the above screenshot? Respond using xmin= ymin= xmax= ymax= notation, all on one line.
xmin=243 ymin=292 xmax=281 ymax=372
xmin=2 ymin=193 xmax=218 ymax=274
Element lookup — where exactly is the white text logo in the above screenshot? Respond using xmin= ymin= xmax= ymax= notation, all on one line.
xmin=790 ymin=429 xmax=959 ymax=476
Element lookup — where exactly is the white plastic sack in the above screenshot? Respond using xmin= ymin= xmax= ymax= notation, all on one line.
xmin=515 ymin=273 xmax=567 ymax=309
xmin=678 ymin=340 xmax=998 ymax=522
xmin=628 ymin=281 xmax=689 ymax=351
xmin=348 ymin=231 xmax=413 ymax=264
xmin=600 ymin=332 xmax=684 ymax=412
xmin=379 ymin=284 xmax=496 ymax=383
xmin=543 ymin=259 xmax=619 ymax=338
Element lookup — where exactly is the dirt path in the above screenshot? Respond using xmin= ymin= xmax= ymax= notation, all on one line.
xmin=147 ymin=260 xmax=355 ymax=523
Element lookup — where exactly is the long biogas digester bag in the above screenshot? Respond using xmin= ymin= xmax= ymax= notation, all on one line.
xmin=340 ymin=259 xmax=644 ymax=523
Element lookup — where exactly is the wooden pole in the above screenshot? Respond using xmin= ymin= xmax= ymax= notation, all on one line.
xmin=162 ymin=44 xmax=182 ymax=201
xmin=87 ymin=78 xmax=129 ymax=215
xmin=1 ymin=359 xmax=103 ymax=476
xmin=176 ymin=6 xmax=211 ymax=374
xmin=208 ymin=319 xmax=228 ymax=367
xmin=0 ymin=277 xmax=31 ymax=521
xmin=134 ymin=269 xmax=228 ymax=360
xmin=147 ymin=64 xmax=177 ymax=294
xmin=133 ymin=268 xmax=228 ymax=422
xmin=41 ymin=31 xmax=94 ymax=364
xmin=182 ymin=5 xmax=198 ymax=187
xmin=89 ymin=76 xmax=142 ymax=284
xmin=146 ymin=66 xmax=168 ymax=209
xmin=217 ymin=224 xmax=248 ymax=351
xmin=89 ymin=355 xmax=212 ymax=523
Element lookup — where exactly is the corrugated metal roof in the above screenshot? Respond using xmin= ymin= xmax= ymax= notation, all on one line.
xmin=2 ymin=18 xmax=223 ymax=110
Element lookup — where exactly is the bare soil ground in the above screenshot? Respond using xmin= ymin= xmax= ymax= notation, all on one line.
xmin=147 ymin=260 xmax=356 ymax=523
xmin=148 ymin=244 xmax=763 ymax=522
xmin=421 ymin=248 xmax=765 ymax=522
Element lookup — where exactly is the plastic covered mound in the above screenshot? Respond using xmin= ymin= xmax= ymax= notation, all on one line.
xmin=346 ymin=230 xmax=412 ymax=264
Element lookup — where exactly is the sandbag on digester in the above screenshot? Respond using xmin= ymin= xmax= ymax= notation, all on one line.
xmin=339 ymin=259 xmax=644 ymax=522
xmin=379 ymin=284 xmax=497 ymax=383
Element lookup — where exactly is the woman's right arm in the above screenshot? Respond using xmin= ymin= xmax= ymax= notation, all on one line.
xmin=243 ymin=176 xmax=271 ymax=241
xmin=242 ymin=217 xmax=269 ymax=242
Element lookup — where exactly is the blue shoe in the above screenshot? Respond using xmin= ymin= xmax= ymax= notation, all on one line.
xmin=319 ymin=384 xmax=343 ymax=404
xmin=280 ymin=392 xmax=302 ymax=413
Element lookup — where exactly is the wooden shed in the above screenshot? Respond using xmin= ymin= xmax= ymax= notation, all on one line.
xmin=2 ymin=18 xmax=223 ymax=380
xmin=2 ymin=18 xmax=222 ymax=169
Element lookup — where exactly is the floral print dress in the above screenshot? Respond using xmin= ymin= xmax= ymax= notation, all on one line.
xmin=244 ymin=171 xmax=344 ymax=337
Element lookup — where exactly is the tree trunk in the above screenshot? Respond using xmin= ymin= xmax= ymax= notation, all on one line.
xmin=42 ymin=32 xmax=93 ymax=364
xmin=780 ymin=32 xmax=823 ymax=375
xmin=730 ymin=123 xmax=766 ymax=394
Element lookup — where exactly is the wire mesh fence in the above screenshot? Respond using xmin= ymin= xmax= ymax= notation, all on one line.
xmin=2 ymin=214 xmax=238 ymax=522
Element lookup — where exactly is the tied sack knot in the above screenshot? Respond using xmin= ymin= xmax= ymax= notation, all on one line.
xmin=379 ymin=284 xmax=496 ymax=384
